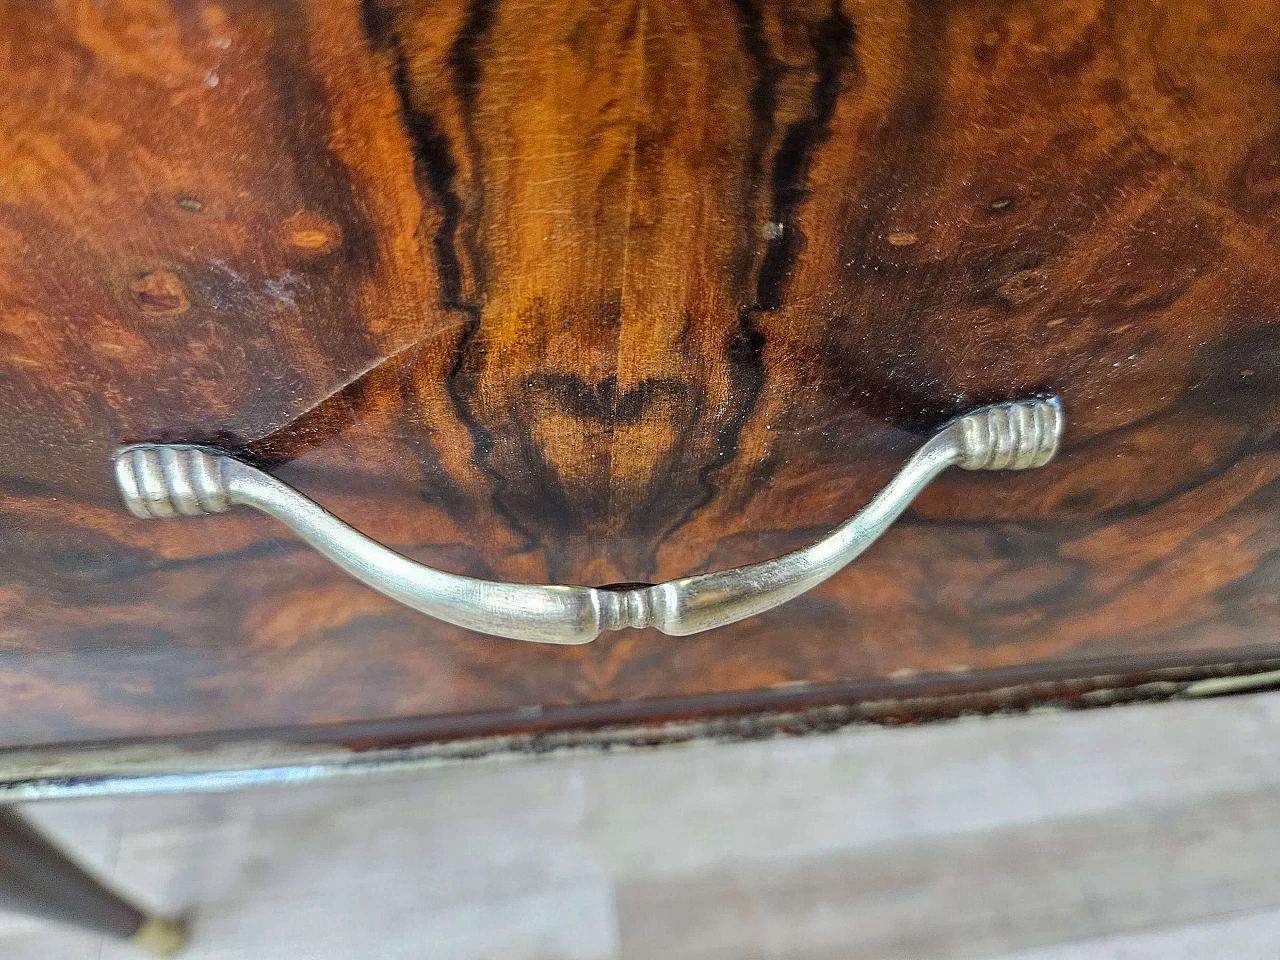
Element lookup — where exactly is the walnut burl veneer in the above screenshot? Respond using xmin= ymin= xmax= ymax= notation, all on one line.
xmin=1 ymin=0 xmax=1279 ymax=750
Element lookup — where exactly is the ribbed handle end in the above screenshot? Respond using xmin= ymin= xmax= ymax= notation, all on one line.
xmin=955 ymin=398 xmax=1063 ymax=471
xmin=114 ymin=446 xmax=230 ymax=519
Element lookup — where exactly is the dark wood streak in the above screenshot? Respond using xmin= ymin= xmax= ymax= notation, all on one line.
xmin=362 ymin=0 xmax=526 ymax=543
xmin=447 ymin=0 xmax=499 ymax=298
xmin=435 ymin=0 xmax=573 ymax=565
xmin=363 ymin=0 xmax=470 ymax=306
xmin=756 ymin=0 xmax=853 ymax=309
xmin=729 ymin=0 xmax=784 ymax=295
xmin=525 ymin=374 xmax=692 ymax=424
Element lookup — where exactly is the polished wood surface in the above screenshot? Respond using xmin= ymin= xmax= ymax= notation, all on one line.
xmin=1 ymin=0 xmax=1279 ymax=747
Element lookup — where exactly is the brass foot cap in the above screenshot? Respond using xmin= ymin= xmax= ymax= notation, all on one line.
xmin=130 ymin=916 xmax=189 ymax=956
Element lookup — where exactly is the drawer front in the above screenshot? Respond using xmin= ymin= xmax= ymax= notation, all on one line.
xmin=1 ymin=0 xmax=1278 ymax=748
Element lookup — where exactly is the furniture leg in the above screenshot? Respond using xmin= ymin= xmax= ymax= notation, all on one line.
xmin=0 ymin=806 xmax=186 ymax=955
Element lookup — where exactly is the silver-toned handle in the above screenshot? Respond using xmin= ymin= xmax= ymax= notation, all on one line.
xmin=113 ymin=399 xmax=1062 ymax=644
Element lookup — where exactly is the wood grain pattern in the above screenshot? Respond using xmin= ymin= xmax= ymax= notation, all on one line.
xmin=1 ymin=0 xmax=1279 ymax=747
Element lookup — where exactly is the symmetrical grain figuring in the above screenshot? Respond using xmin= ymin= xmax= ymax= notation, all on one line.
xmin=1 ymin=0 xmax=1279 ymax=746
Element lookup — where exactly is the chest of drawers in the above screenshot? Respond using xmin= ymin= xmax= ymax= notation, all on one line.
xmin=1 ymin=0 xmax=1278 ymax=792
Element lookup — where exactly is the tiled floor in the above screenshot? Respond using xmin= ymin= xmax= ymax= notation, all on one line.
xmin=7 ymin=691 xmax=1280 ymax=959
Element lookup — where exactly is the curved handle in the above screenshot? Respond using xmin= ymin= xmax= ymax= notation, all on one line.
xmin=113 ymin=398 xmax=1062 ymax=644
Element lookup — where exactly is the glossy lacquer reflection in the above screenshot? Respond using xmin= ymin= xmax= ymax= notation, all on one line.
xmin=0 ymin=0 xmax=1277 ymax=746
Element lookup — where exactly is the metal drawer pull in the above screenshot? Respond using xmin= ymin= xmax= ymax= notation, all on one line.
xmin=113 ymin=398 xmax=1062 ymax=645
